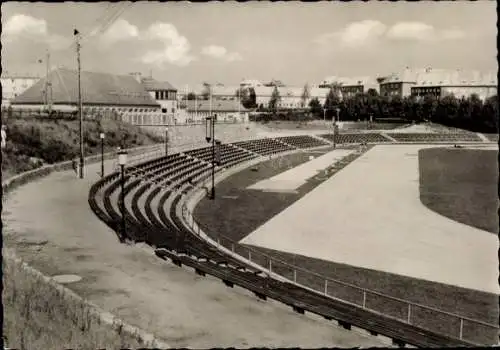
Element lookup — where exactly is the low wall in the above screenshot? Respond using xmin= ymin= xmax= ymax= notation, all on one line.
xmin=2 ymin=144 xmax=169 ymax=349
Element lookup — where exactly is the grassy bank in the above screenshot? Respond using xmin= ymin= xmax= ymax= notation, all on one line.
xmin=1 ymin=117 xmax=162 ymax=179
xmin=2 ymin=250 xmax=163 ymax=349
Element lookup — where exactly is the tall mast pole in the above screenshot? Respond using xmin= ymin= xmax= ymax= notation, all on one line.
xmin=76 ymin=30 xmax=84 ymax=179
xmin=46 ymin=50 xmax=52 ymax=112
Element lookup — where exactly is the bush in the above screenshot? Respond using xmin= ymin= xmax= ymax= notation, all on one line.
xmin=1 ymin=118 xmax=162 ymax=178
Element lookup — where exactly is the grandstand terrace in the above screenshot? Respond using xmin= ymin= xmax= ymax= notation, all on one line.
xmin=87 ymin=130 xmax=498 ymax=347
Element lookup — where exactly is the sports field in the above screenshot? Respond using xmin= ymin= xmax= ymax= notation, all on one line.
xmin=419 ymin=147 xmax=498 ymax=234
xmin=194 ymin=144 xmax=498 ymax=342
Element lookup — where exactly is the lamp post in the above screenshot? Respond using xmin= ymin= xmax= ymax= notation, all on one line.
xmin=118 ymin=150 xmax=128 ymax=241
xmin=100 ymin=132 xmax=105 ymax=177
xmin=165 ymin=126 xmax=169 ymax=156
xmin=205 ymin=115 xmax=215 ymax=200
xmin=335 ymin=107 xmax=340 ymax=124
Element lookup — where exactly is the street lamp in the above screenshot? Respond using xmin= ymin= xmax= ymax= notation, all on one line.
xmin=118 ymin=150 xmax=128 ymax=241
xmin=100 ymin=132 xmax=105 ymax=177
xmin=164 ymin=126 xmax=169 ymax=156
xmin=205 ymin=115 xmax=215 ymax=200
xmin=335 ymin=107 xmax=340 ymax=123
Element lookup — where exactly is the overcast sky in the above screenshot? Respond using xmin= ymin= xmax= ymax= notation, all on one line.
xmin=2 ymin=1 xmax=497 ymax=87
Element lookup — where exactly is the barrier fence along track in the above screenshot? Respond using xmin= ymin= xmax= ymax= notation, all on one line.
xmin=180 ymin=202 xmax=499 ymax=345
xmin=88 ymin=134 xmax=499 ymax=346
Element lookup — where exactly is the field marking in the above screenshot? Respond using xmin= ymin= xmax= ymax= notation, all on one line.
xmin=241 ymin=145 xmax=499 ymax=294
xmin=247 ymin=149 xmax=353 ymax=192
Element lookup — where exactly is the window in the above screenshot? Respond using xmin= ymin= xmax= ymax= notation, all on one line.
xmin=172 ymin=108 xmax=175 ymax=113
xmin=162 ymin=108 xmax=167 ymax=113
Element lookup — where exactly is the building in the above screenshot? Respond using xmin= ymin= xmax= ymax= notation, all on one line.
xmin=179 ymin=99 xmax=249 ymax=123
xmin=1 ymin=74 xmax=40 ymax=106
xmin=240 ymin=79 xmax=263 ymax=88
xmin=378 ymin=68 xmax=419 ymax=97
xmin=10 ymin=68 xmax=161 ymax=122
xmin=139 ymin=76 xmax=178 ymax=114
xmin=410 ymin=69 xmax=497 ymax=100
xmin=320 ymin=76 xmax=378 ymax=98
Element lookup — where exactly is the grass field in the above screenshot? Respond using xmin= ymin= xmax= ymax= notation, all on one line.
xmin=193 ymin=146 xmax=498 ymax=344
xmin=419 ymin=147 xmax=498 ymax=234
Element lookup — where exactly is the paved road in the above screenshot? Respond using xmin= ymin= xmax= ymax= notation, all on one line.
xmin=3 ymin=157 xmax=389 ymax=348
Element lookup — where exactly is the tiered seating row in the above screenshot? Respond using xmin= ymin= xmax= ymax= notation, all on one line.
xmin=88 ymin=137 xmax=482 ymax=348
xmin=185 ymin=144 xmax=258 ymax=168
xmin=483 ymin=133 xmax=499 ymax=142
xmin=233 ymin=138 xmax=294 ymax=156
xmin=388 ymin=133 xmax=481 ymax=142
xmin=320 ymin=133 xmax=391 ymax=144
xmin=275 ymin=135 xmax=329 ymax=149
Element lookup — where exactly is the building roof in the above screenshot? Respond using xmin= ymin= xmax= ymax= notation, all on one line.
xmin=414 ymin=69 xmax=497 ymax=86
xmin=212 ymin=85 xmax=241 ymax=97
xmin=11 ymin=68 xmax=159 ymax=106
xmin=141 ymin=77 xmax=177 ymax=91
xmin=240 ymin=79 xmax=263 ymax=87
xmin=321 ymin=76 xmax=377 ymax=87
xmin=309 ymin=87 xmax=330 ymax=98
xmin=185 ymin=99 xmax=250 ymax=112
xmin=253 ymin=86 xmax=275 ymax=96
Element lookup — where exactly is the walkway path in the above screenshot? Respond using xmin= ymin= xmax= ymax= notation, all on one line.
xmin=248 ymin=149 xmax=353 ymax=192
xmin=2 ymin=157 xmax=388 ymax=348
xmin=241 ymin=145 xmax=499 ymax=294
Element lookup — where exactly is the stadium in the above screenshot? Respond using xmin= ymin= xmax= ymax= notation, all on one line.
xmin=83 ymin=121 xmax=498 ymax=347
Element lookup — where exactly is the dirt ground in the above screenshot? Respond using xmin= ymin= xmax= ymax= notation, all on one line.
xmin=2 ymin=158 xmax=389 ymax=348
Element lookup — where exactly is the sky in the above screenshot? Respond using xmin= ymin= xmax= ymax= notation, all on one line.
xmin=1 ymin=1 xmax=497 ymax=88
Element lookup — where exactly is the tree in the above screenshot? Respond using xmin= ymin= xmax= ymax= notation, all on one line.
xmin=422 ymin=94 xmax=438 ymax=122
xmin=482 ymin=95 xmax=498 ymax=133
xmin=186 ymin=92 xmax=196 ymax=100
xmin=308 ymin=97 xmax=323 ymax=118
xmin=236 ymin=87 xmax=257 ymax=109
xmin=324 ymin=86 xmax=341 ymax=119
xmin=366 ymin=88 xmax=379 ymax=97
xmin=201 ymin=82 xmax=212 ymax=100
xmin=301 ymin=83 xmax=311 ymax=108
xmin=268 ymin=86 xmax=281 ymax=114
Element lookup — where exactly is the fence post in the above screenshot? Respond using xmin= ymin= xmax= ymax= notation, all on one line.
xmin=293 ymin=268 xmax=297 ymax=283
xmin=362 ymin=291 xmax=366 ymax=309
xmin=269 ymin=258 xmax=272 ymax=273
xmin=231 ymin=243 xmax=234 ymax=252
xmin=407 ymin=304 xmax=411 ymax=324
xmin=324 ymin=279 xmax=328 ymax=295
xmin=248 ymin=250 xmax=252 ymax=262
xmin=459 ymin=318 xmax=463 ymax=340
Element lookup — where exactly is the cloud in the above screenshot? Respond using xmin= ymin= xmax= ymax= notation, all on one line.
xmin=386 ymin=22 xmax=465 ymax=42
xmin=314 ymin=20 xmax=387 ymax=48
xmin=100 ymin=19 xmax=139 ymax=43
xmin=3 ymin=14 xmax=70 ymax=49
xmin=387 ymin=21 xmax=435 ymax=41
xmin=139 ymin=22 xmax=195 ymax=67
xmin=201 ymin=45 xmax=242 ymax=62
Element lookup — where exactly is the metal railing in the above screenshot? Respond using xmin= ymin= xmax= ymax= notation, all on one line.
xmin=178 ymin=196 xmax=498 ymax=345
